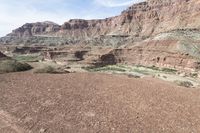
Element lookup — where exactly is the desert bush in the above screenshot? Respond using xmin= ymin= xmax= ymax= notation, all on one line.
xmin=34 ymin=66 xmax=57 ymax=74
xmin=0 ymin=59 xmax=32 ymax=73
xmin=190 ymin=73 xmax=198 ymax=78
xmin=174 ymin=80 xmax=193 ymax=88
xmin=34 ymin=66 xmax=68 ymax=74
xmin=163 ymin=75 xmax=167 ymax=79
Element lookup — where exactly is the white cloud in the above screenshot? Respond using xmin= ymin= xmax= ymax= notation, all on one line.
xmin=0 ymin=0 xmax=75 ymax=37
xmin=94 ymin=0 xmax=144 ymax=7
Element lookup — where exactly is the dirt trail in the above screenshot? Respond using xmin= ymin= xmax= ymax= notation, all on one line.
xmin=0 ymin=72 xmax=200 ymax=132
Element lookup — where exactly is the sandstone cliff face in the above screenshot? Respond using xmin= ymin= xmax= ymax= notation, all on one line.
xmin=7 ymin=21 xmax=60 ymax=38
xmin=3 ymin=0 xmax=200 ymax=40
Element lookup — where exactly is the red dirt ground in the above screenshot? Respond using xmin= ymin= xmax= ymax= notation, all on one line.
xmin=0 ymin=72 xmax=200 ymax=133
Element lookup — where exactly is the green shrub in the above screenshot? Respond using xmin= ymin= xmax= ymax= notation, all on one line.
xmin=0 ymin=59 xmax=32 ymax=73
xmin=190 ymin=73 xmax=198 ymax=78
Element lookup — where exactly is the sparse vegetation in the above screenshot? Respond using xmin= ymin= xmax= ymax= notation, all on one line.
xmin=136 ymin=65 xmax=177 ymax=73
xmin=0 ymin=59 xmax=32 ymax=73
xmin=14 ymin=55 xmax=41 ymax=62
xmin=85 ymin=65 xmax=126 ymax=72
xmin=174 ymin=80 xmax=193 ymax=88
xmin=83 ymin=65 xmax=199 ymax=87
xmin=163 ymin=75 xmax=167 ymax=79
xmin=190 ymin=72 xmax=198 ymax=78
xmin=34 ymin=65 xmax=69 ymax=74
xmin=161 ymin=68 xmax=177 ymax=73
xmin=85 ymin=65 xmax=177 ymax=75
xmin=34 ymin=66 xmax=57 ymax=74
xmin=127 ymin=74 xmax=141 ymax=78
xmin=132 ymin=68 xmax=150 ymax=75
xmin=146 ymin=65 xmax=159 ymax=71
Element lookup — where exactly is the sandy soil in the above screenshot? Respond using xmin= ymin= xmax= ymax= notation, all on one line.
xmin=0 ymin=72 xmax=200 ymax=133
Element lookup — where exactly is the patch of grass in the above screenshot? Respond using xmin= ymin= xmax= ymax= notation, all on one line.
xmin=174 ymin=80 xmax=193 ymax=88
xmin=14 ymin=55 xmax=41 ymax=62
xmin=0 ymin=59 xmax=32 ymax=73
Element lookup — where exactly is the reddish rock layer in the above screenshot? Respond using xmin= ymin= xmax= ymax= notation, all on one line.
xmin=97 ymin=39 xmax=200 ymax=71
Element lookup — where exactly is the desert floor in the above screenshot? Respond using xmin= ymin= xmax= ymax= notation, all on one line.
xmin=0 ymin=72 xmax=200 ymax=132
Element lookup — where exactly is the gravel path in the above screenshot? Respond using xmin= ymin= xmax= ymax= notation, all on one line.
xmin=0 ymin=72 xmax=200 ymax=132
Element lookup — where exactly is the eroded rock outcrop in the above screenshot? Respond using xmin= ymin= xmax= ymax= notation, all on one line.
xmin=43 ymin=50 xmax=89 ymax=62
xmin=97 ymin=30 xmax=200 ymax=71
xmin=0 ymin=52 xmax=6 ymax=59
xmin=6 ymin=21 xmax=60 ymax=38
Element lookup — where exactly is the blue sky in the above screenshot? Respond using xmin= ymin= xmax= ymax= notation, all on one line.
xmin=0 ymin=0 xmax=144 ymax=37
